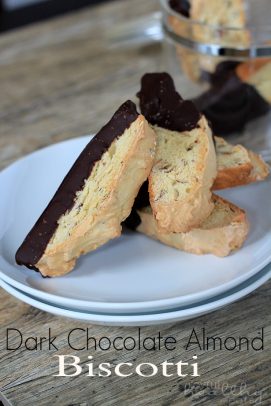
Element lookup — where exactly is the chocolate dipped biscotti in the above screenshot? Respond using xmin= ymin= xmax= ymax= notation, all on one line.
xmin=138 ymin=72 xmax=217 ymax=233
xmin=236 ymin=58 xmax=271 ymax=104
xmin=16 ymin=101 xmax=156 ymax=277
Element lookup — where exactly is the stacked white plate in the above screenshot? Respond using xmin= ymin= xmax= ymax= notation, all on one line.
xmin=0 ymin=136 xmax=270 ymax=326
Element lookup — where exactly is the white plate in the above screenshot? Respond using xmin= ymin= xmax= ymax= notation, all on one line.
xmin=0 ymin=136 xmax=271 ymax=314
xmin=1 ymin=263 xmax=270 ymax=326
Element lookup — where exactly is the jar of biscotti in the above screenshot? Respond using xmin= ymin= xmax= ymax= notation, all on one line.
xmin=160 ymin=0 xmax=271 ymax=160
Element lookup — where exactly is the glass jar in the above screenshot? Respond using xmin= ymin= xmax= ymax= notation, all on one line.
xmin=160 ymin=0 xmax=271 ymax=160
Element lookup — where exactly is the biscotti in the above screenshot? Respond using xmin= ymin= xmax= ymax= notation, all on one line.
xmin=168 ymin=0 xmax=250 ymax=81
xmin=168 ymin=0 xmax=201 ymax=83
xmin=214 ymin=136 xmax=270 ymax=190
xmin=247 ymin=150 xmax=270 ymax=184
xmin=190 ymin=0 xmax=248 ymax=44
xmin=193 ymin=61 xmax=270 ymax=136
xmin=16 ymin=101 xmax=156 ymax=277
xmin=138 ymin=72 xmax=217 ymax=233
xmin=136 ymin=195 xmax=249 ymax=257
xmin=236 ymin=59 xmax=271 ymax=104
xmin=190 ymin=0 xmax=250 ymax=75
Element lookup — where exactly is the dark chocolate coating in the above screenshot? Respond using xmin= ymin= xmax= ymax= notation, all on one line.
xmin=193 ymin=62 xmax=270 ymax=135
xmin=169 ymin=0 xmax=190 ymax=18
xmin=123 ymin=210 xmax=142 ymax=231
xmin=137 ymin=72 xmax=201 ymax=132
xmin=209 ymin=61 xmax=241 ymax=87
xmin=123 ymin=181 xmax=149 ymax=230
xmin=16 ymin=100 xmax=139 ymax=269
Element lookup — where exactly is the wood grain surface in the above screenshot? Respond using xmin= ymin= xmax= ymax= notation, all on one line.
xmin=0 ymin=0 xmax=270 ymax=405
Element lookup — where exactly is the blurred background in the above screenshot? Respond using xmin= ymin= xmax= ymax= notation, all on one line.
xmin=0 ymin=0 xmax=270 ymax=167
xmin=0 ymin=0 xmax=115 ymax=32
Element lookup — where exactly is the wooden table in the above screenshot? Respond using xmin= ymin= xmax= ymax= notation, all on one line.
xmin=0 ymin=0 xmax=270 ymax=404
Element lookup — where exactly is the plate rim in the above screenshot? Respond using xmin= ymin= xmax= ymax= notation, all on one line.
xmin=1 ymin=263 xmax=270 ymax=325
xmin=1 ymin=135 xmax=271 ymax=313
